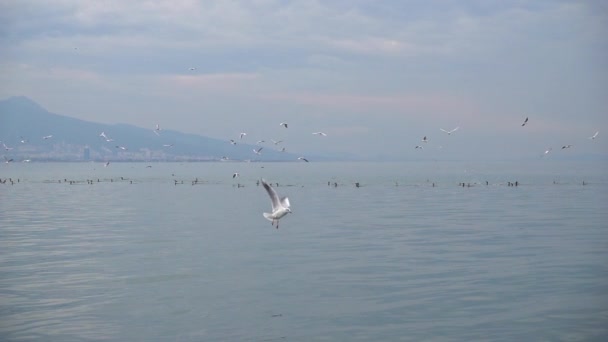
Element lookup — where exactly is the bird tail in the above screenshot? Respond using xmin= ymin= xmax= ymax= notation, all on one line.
xmin=263 ymin=212 xmax=274 ymax=222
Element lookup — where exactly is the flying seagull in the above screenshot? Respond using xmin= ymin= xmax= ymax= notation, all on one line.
xmin=20 ymin=136 xmax=28 ymax=144
xmin=561 ymin=145 xmax=572 ymax=149
xmin=521 ymin=117 xmax=529 ymax=126
xmin=543 ymin=147 xmax=552 ymax=156
xmin=154 ymin=124 xmax=161 ymax=136
xmin=229 ymin=139 xmax=237 ymax=145
xmin=271 ymin=139 xmax=283 ymax=145
xmin=415 ymin=145 xmax=424 ymax=149
xmin=233 ymin=172 xmax=239 ymax=178
xmin=42 ymin=135 xmax=53 ymax=140
xmin=280 ymin=122 xmax=288 ymax=128
xmin=261 ymin=179 xmax=291 ymax=229
xmin=422 ymin=136 xmax=428 ymax=143
xmin=312 ymin=132 xmax=327 ymax=136
xmin=440 ymin=127 xmax=459 ymax=135
xmin=298 ymin=157 xmax=309 ymax=162
xmin=253 ymin=147 xmax=263 ymax=155
xmin=589 ymin=131 xmax=599 ymax=140
xmin=240 ymin=132 xmax=247 ymax=139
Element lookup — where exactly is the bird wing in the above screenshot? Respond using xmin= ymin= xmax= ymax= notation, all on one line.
xmin=280 ymin=197 xmax=290 ymax=208
xmin=440 ymin=128 xmax=449 ymax=133
xmin=451 ymin=127 xmax=460 ymax=133
xmin=261 ymin=179 xmax=280 ymax=211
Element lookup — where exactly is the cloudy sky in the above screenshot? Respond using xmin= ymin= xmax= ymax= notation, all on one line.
xmin=1 ymin=0 xmax=606 ymax=160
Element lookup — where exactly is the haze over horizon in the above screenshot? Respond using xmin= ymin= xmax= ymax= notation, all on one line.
xmin=1 ymin=1 xmax=607 ymax=160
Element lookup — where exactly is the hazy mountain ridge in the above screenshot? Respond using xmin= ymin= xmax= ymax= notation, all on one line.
xmin=0 ymin=96 xmax=298 ymax=162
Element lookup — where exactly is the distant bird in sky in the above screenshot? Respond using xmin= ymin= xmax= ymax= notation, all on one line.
xmin=256 ymin=140 xmax=265 ymax=145
xmin=589 ymin=131 xmax=599 ymax=140
xmin=42 ymin=135 xmax=53 ymax=139
xmin=422 ymin=136 xmax=428 ymax=143
xmin=415 ymin=145 xmax=424 ymax=149
xmin=253 ymin=147 xmax=263 ymax=155
xmin=116 ymin=145 xmax=128 ymax=150
xmin=154 ymin=124 xmax=161 ymax=136
xmin=229 ymin=139 xmax=236 ymax=145
xmin=261 ymin=178 xmax=291 ymax=229
xmin=240 ymin=132 xmax=247 ymax=139
xmin=189 ymin=67 xmax=196 ymax=71
xmin=20 ymin=136 xmax=28 ymax=144
xmin=4 ymin=156 xmax=13 ymax=163
xmin=521 ymin=117 xmax=529 ymax=126
xmin=312 ymin=132 xmax=327 ymax=136
xmin=271 ymin=139 xmax=283 ymax=145
xmin=100 ymin=131 xmax=113 ymax=142
xmin=233 ymin=172 xmax=239 ymax=178
xmin=221 ymin=156 xmax=229 ymax=161
xmin=561 ymin=145 xmax=572 ymax=149
xmin=280 ymin=147 xmax=286 ymax=152
xmin=2 ymin=142 xmax=13 ymax=151
xmin=280 ymin=122 xmax=288 ymax=128
xmin=298 ymin=157 xmax=309 ymax=162
xmin=543 ymin=147 xmax=552 ymax=155
xmin=104 ymin=161 xmax=110 ymax=167
xmin=440 ymin=127 xmax=459 ymax=135
xmin=163 ymin=144 xmax=174 ymax=147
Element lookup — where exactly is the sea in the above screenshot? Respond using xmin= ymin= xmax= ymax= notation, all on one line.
xmin=1 ymin=160 xmax=607 ymax=341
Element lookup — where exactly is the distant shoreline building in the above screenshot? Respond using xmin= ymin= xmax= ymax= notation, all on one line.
xmin=83 ymin=146 xmax=90 ymax=160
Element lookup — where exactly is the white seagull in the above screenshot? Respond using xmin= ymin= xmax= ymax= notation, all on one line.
xmin=561 ymin=145 xmax=572 ymax=150
xmin=104 ymin=161 xmax=110 ymax=167
xmin=440 ymin=127 xmax=459 ymax=135
xmin=261 ymin=179 xmax=291 ymax=229
xmin=233 ymin=172 xmax=239 ymax=178
xmin=20 ymin=136 xmax=28 ymax=144
xmin=229 ymin=139 xmax=237 ymax=145
xmin=312 ymin=132 xmax=327 ymax=136
xmin=422 ymin=136 xmax=428 ymax=143
xmin=240 ymin=132 xmax=247 ymax=139
xmin=253 ymin=147 xmax=263 ymax=155
xmin=42 ymin=135 xmax=53 ymax=140
xmin=298 ymin=157 xmax=309 ymax=162
xmin=3 ymin=143 xmax=13 ymax=151
xmin=543 ymin=147 xmax=552 ymax=156
xmin=154 ymin=124 xmax=161 ymax=136
xmin=280 ymin=122 xmax=288 ymax=128
xmin=589 ymin=131 xmax=599 ymax=140
xmin=271 ymin=139 xmax=283 ymax=145
xmin=116 ymin=145 xmax=128 ymax=150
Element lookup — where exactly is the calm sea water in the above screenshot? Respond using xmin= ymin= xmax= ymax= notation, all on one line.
xmin=1 ymin=161 xmax=607 ymax=341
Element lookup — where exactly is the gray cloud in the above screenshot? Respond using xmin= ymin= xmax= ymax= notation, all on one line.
xmin=1 ymin=0 xmax=606 ymax=159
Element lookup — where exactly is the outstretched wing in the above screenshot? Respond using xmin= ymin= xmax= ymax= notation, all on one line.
xmin=280 ymin=197 xmax=290 ymax=209
xmin=261 ymin=179 xmax=280 ymax=211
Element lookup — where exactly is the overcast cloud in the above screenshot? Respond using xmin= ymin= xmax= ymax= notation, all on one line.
xmin=1 ymin=0 xmax=606 ymax=159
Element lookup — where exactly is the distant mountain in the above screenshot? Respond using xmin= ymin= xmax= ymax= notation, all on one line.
xmin=0 ymin=96 xmax=297 ymax=162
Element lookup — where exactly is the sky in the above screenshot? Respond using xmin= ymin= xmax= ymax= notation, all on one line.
xmin=1 ymin=0 xmax=607 ymax=160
